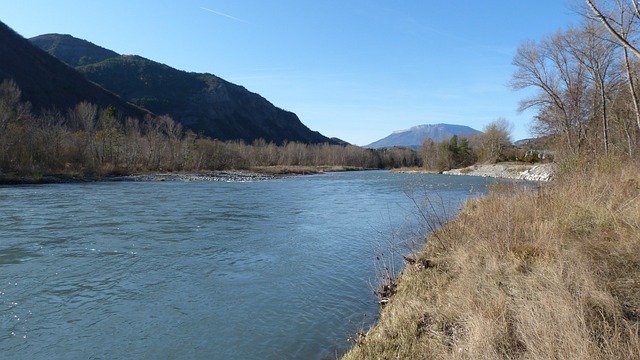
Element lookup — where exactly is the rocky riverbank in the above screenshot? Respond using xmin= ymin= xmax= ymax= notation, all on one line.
xmin=0 ymin=170 xmax=280 ymax=185
xmin=443 ymin=162 xmax=557 ymax=182
xmin=0 ymin=166 xmax=365 ymax=185
xmin=105 ymin=171 xmax=278 ymax=183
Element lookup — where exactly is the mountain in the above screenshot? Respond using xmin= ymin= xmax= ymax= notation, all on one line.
xmin=30 ymin=34 xmax=119 ymax=67
xmin=366 ymin=124 xmax=482 ymax=149
xmin=0 ymin=21 xmax=148 ymax=119
xmin=30 ymin=33 xmax=335 ymax=145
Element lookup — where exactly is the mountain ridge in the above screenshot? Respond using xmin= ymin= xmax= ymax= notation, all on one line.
xmin=0 ymin=21 xmax=149 ymax=119
xmin=367 ymin=123 xmax=482 ymax=149
xmin=30 ymin=33 xmax=119 ymax=67
xmin=29 ymin=33 xmax=335 ymax=145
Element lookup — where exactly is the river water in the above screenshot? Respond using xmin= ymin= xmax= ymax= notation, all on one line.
xmin=0 ymin=171 xmax=499 ymax=359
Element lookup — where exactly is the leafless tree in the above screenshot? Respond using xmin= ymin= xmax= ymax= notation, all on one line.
xmin=472 ymin=118 xmax=513 ymax=162
xmin=512 ymin=32 xmax=590 ymax=153
xmin=0 ymin=79 xmax=22 ymax=131
xmin=585 ymin=0 xmax=640 ymax=132
xmin=565 ymin=23 xmax=623 ymax=154
xmin=610 ymin=91 xmax=640 ymax=155
xmin=69 ymin=101 xmax=99 ymax=165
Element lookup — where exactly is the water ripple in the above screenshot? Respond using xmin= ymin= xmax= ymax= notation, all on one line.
xmin=0 ymin=171 xmax=494 ymax=359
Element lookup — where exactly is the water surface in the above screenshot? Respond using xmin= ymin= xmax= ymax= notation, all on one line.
xmin=0 ymin=171 xmax=498 ymax=359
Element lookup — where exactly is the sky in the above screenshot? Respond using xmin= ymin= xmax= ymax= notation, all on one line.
xmin=2 ymin=1 xmax=583 ymax=145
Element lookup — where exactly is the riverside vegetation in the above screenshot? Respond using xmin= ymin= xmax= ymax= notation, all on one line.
xmin=3 ymin=1 xmax=640 ymax=357
xmin=345 ymin=1 xmax=640 ymax=358
xmin=344 ymin=157 xmax=640 ymax=359
xmin=0 ymin=79 xmax=419 ymax=183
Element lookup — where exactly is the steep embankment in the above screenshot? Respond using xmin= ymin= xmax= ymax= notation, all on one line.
xmin=344 ymin=161 xmax=640 ymax=359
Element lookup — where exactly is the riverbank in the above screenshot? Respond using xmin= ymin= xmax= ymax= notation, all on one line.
xmin=249 ymin=165 xmax=367 ymax=175
xmin=106 ymin=171 xmax=277 ymax=183
xmin=393 ymin=162 xmax=557 ymax=182
xmin=443 ymin=162 xmax=557 ymax=182
xmin=0 ymin=165 xmax=370 ymax=185
xmin=0 ymin=171 xmax=277 ymax=185
xmin=344 ymin=161 xmax=640 ymax=359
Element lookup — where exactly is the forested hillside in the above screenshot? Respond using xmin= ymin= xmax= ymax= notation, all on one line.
xmin=30 ymin=33 xmax=119 ymax=67
xmin=30 ymin=33 xmax=335 ymax=145
xmin=0 ymin=21 xmax=148 ymax=120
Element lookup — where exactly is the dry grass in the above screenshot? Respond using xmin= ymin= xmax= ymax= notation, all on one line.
xmin=344 ymin=159 xmax=640 ymax=359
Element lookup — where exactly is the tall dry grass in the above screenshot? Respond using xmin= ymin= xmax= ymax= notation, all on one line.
xmin=344 ymin=160 xmax=640 ymax=359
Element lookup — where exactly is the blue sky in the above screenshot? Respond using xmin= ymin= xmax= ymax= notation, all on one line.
xmin=2 ymin=1 xmax=581 ymax=145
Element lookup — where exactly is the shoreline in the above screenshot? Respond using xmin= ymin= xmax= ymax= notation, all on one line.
xmin=443 ymin=162 xmax=557 ymax=182
xmin=0 ymin=165 xmax=369 ymax=185
xmin=0 ymin=170 xmax=283 ymax=185
xmin=394 ymin=162 xmax=557 ymax=182
xmin=343 ymin=162 xmax=640 ymax=359
xmin=0 ymin=163 xmax=557 ymax=185
xmin=105 ymin=171 xmax=278 ymax=183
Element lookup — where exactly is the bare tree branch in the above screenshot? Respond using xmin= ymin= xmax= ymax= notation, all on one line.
xmin=586 ymin=0 xmax=640 ymax=57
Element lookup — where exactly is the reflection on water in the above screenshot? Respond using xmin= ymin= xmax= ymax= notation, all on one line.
xmin=0 ymin=171 xmax=499 ymax=359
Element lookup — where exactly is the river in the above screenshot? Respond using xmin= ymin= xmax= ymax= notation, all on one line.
xmin=0 ymin=171 xmax=500 ymax=359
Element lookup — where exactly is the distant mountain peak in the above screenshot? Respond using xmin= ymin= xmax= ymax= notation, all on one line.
xmin=391 ymin=123 xmax=450 ymax=134
xmin=392 ymin=128 xmax=411 ymax=135
xmin=367 ymin=123 xmax=481 ymax=150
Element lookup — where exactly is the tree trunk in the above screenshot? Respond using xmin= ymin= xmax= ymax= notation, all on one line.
xmin=600 ymin=82 xmax=609 ymax=155
xmin=624 ymin=47 xmax=640 ymax=133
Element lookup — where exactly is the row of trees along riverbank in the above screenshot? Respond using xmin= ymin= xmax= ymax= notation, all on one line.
xmin=0 ymin=79 xmax=420 ymax=181
xmin=511 ymin=1 xmax=640 ymax=159
xmin=419 ymin=118 xmax=525 ymax=172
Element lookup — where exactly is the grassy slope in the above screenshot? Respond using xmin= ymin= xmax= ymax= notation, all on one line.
xmin=345 ymin=160 xmax=640 ymax=359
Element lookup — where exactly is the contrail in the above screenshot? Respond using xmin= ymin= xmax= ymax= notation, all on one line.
xmin=200 ymin=6 xmax=247 ymax=23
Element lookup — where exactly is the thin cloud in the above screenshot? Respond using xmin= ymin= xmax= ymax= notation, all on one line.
xmin=200 ymin=6 xmax=247 ymax=23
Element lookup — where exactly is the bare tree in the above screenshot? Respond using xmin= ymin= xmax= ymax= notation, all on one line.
xmin=472 ymin=118 xmax=513 ymax=163
xmin=585 ymin=0 xmax=640 ymax=132
xmin=122 ymin=117 xmax=143 ymax=170
xmin=69 ymin=102 xmax=99 ymax=165
xmin=585 ymin=0 xmax=640 ymax=57
xmin=512 ymin=32 xmax=590 ymax=153
xmin=610 ymin=91 xmax=639 ymax=155
xmin=565 ymin=23 xmax=622 ymax=154
xmin=0 ymin=79 xmax=21 ymax=131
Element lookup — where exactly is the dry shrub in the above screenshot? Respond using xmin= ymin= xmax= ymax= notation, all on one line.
xmin=344 ymin=160 xmax=640 ymax=360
